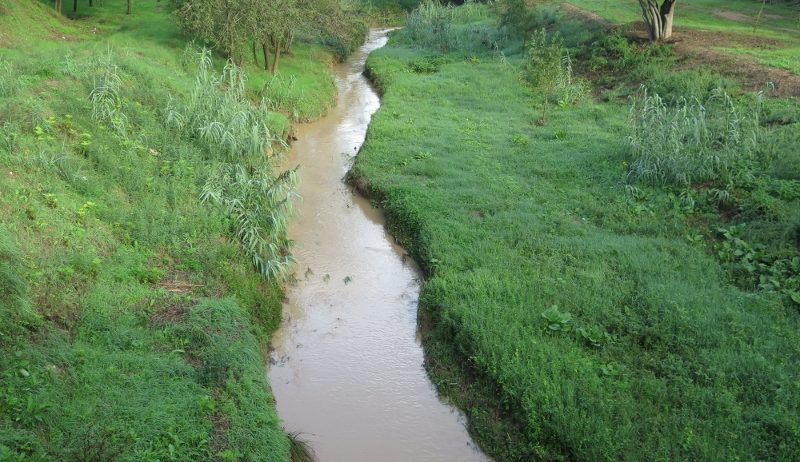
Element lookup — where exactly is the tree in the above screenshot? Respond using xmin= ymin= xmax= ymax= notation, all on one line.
xmin=637 ymin=0 xmax=677 ymax=41
xmin=247 ymin=0 xmax=300 ymax=74
xmin=523 ymin=30 xmax=563 ymax=125
xmin=174 ymin=0 xmax=365 ymax=73
xmin=173 ymin=0 xmax=251 ymax=61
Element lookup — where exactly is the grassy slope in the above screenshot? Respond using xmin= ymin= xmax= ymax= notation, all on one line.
xmin=352 ymin=9 xmax=800 ymax=462
xmin=566 ymin=0 xmax=800 ymax=74
xmin=0 ymin=1 xmax=333 ymax=460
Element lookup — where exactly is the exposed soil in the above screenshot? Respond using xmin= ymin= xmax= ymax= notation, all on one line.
xmin=562 ymin=2 xmax=800 ymax=97
xmin=713 ymin=9 xmax=753 ymax=23
xmin=157 ymin=272 xmax=202 ymax=294
xmin=49 ymin=30 xmax=77 ymax=42
xmin=147 ymin=298 xmax=192 ymax=327
xmin=561 ymin=3 xmax=611 ymax=28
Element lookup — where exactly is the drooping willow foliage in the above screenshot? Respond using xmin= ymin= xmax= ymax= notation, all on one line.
xmin=166 ymin=49 xmax=298 ymax=280
xmin=201 ymin=163 xmax=297 ymax=280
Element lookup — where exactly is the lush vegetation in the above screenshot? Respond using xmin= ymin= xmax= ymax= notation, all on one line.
xmin=171 ymin=0 xmax=367 ymax=71
xmin=352 ymin=1 xmax=800 ymax=459
xmin=0 ymin=0 xmax=341 ymax=460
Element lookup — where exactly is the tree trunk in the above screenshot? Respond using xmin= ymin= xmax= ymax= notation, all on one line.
xmin=283 ymin=30 xmax=294 ymax=54
xmin=638 ymin=0 xmax=677 ymax=41
xmin=55 ymin=0 xmax=61 ymax=13
xmin=252 ymin=41 xmax=258 ymax=66
xmin=271 ymin=37 xmax=282 ymax=74
xmin=272 ymin=45 xmax=282 ymax=74
xmin=89 ymin=0 xmax=93 ymax=6
xmin=660 ymin=0 xmax=676 ymax=40
xmin=73 ymin=0 xmax=77 ymax=12
xmin=127 ymin=0 xmax=132 ymax=14
xmin=262 ymin=42 xmax=270 ymax=72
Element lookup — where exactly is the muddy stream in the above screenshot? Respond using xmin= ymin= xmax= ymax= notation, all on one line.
xmin=267 ymin=29 xmax=487 ymax=461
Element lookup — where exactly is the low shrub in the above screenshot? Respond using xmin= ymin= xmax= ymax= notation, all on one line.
xmin=524 ymin=29 xmax=589 ymax=123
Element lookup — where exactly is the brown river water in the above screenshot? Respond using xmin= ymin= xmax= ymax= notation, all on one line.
xmin=267 ymin=29 xmax=488 ymax=462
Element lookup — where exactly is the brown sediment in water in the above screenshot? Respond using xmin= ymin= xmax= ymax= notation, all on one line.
xmin=267 ymin=29 xmax=488 ymax=462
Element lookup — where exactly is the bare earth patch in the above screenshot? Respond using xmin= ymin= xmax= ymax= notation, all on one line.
xmin=563 ymin=2 xmax=800 ymax=97
xmin=712 ymin=9 xmax=753 ymax=23
xmin=148 ymin=299 xmax=192 ymax=326
xmin=158 ymin=271 xmax=203 ymax=294
xmin=671 ymin=28 xmax=800 ymax=97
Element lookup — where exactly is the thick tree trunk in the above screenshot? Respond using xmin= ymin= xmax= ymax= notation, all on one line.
xmin=660 ymin=0 xmax=676 ymax=40
xmin=127 ymin=0 xmax=132 ymax=14
xmin=55 ymin=0 xmax=62 ymax=13
xmin=638 ymin=0 xmax=677 ymax=41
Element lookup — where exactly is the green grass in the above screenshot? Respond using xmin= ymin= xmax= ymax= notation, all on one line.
xmin=0 ymin=0 xmax=340 ymax=459
xmin=566 ymin=0 xmax=800 ymax=74
xmin=351 ymin=10 xmax=800 ymax=461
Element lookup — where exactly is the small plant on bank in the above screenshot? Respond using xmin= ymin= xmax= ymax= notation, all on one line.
xmin=541 ymin=305 xmax=571 ymax=332
xmin=523 ymin=29 xmax=588 ymax=125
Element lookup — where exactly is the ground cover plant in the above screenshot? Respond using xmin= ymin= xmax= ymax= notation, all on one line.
xmin=0 ymin=0 xmax=342 ymax=459
xmin=352 ymin=1 xmax=800 ymax=459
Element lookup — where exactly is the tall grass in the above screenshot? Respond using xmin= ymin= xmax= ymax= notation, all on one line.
xmin=89 ymin=50 xmax=128 ymax=136
xmin=403 ymin=0 xmax=499 ymax=53
xmin=0 ymin=60 xmax=20 ymax=97
xmin=166 ymin=49 xmax=281 ymax=163
xmin=166 ymin=49 xmax=297 ymax=280
xmin=261 ymin=74 xmax=303 ymax=121
xmin=628 ymin=87 xmax=762 ymax=187
xmin=0 ymin=228 xmax=40 ymax=339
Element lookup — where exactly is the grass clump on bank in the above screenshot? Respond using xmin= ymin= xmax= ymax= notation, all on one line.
xmin=352 ymin=1 xmax=800 ymax=460
xmin=0 ymin=0 xmax=343 ymax=459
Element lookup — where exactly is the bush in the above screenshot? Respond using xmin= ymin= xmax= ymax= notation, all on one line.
xmin=524 ymin=29 xmax=589 ymax=122
xmin=499 ymin=0 xmax=558 ymax=40
xmin=403 ymin=0 xmax=499 ymax=53
xmin=628 ymin=87 xmax=762 ymax=187
xmin=639 ymin=66 xmax=738 ymax=103
xmin=589 ymin=32 xmax=671 ymax=72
